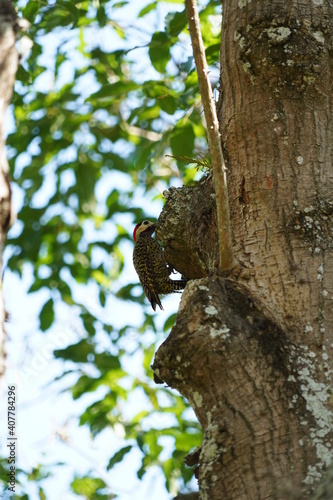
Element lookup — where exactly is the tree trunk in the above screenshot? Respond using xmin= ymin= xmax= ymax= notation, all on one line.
xmin=0 ymin=1 xmax=18 ymax=379
xmin=153 ymin=0 xmax=333 ymax=498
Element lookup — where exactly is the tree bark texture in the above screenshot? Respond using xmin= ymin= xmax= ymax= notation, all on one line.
xmin=154 ymin=0 xmax=333 ymax=498
xmin=0 ymin=1 xmax=18 ymax=379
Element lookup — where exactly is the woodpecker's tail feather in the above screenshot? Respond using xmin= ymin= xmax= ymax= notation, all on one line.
xmin=148 ymin=290 xmax=164 ymax=311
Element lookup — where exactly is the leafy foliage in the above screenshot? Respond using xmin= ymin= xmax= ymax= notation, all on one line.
xmin=2 ymin=0 xmax=221 ymax=497
xmin=71 ymin=475 xmax=115 ymax=499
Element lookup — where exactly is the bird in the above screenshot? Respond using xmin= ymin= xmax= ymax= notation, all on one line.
xmin=132 ymin=220 xmax=187 ymax=310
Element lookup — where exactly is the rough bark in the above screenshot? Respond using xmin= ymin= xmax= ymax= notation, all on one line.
xmin=0 ymin=1 xmax=18 ymax=379
xmin=157 ymin=176 xmax=219 ymax=279
xmin=153 ymin=0 xmax=333 ymax=498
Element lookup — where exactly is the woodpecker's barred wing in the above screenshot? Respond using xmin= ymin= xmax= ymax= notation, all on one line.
xmin=133 ymin=237 xmax=163 ymax=311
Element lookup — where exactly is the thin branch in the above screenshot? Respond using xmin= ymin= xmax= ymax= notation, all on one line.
xmin=184 ymin=0 xmax=234 ymax=271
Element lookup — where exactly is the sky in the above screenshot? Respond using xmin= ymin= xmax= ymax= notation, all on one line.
xmin=0 ymin=1 xmax=201 ymax=498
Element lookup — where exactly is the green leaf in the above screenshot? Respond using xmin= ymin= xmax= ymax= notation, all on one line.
xmin=163 ymin=313 xmax=177 ymax=332
xmin=91 ymin=269 xmax=111 ymax=288
xmin=99 ymin=289 xmax=106 ymax=307
xmin=39 ymin=487 xmax=46 ymax=500
xmin=54 ymin=1 xmax=80 ymax=27
xmin=143 ymin=345 xmax=155 ymax=372
xmin=97 ymin=5 xmax=107 ymax=27
xmin=170 ymin=123 xmax=195 ymax=157
xmin=139 ymin=1 xmax=157 ymax=17
xmin=116 ymin=283 xmax=145 ymax=304
xmin=94 ymin=352 xmax=121 ymax=373
xmin=28 ymin=278 xmax=47 ymax=293
xmin=71 ymin=476 xmax=112 ymax=499
xmin=165 ymin=10 xmax=187 ymax=37
xmin=39 ymin=298 xmax=55 ymax=332
xmin=107 ymin=445 xmax=132 ymax=470
xmin=180 ymin=56 xmax=194 ymax=73
xmin=159 ymin=95 xmax=177 ymax=115
xmin=16 ymin=65 xmax=32 ymax=85
xmin=53 ymin=339 xmax=95 ymax=363
xmin=148 ymin=32 xmax=171 ymax=73
xmin=89 ymin=81 xmax=140 ymax=100
xmin=112 ymin=1 xmax=128 ymax=8
xmin=21 ymin=1 xmax=40 ymax=22
xmin=205 ymin=43 xmax=221 ymax=64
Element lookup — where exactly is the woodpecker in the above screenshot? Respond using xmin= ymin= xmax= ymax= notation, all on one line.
xmin=133 ymin=220 xmax=187 ymax=311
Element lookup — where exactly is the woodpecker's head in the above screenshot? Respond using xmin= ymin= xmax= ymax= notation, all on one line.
xmin=133 ymin=220 xmax=156 ymax=242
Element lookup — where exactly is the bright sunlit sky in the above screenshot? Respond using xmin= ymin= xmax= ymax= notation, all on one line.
xmin=0 ymin=0 xmax=219 ymax=498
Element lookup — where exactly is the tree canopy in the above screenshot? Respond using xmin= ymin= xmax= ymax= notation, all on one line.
xmin=1 ymin=0 xmax=221 ymax=497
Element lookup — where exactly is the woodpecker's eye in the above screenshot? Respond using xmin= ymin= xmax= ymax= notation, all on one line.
xmin=143 ymin=221 xmax=149 ymax=225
